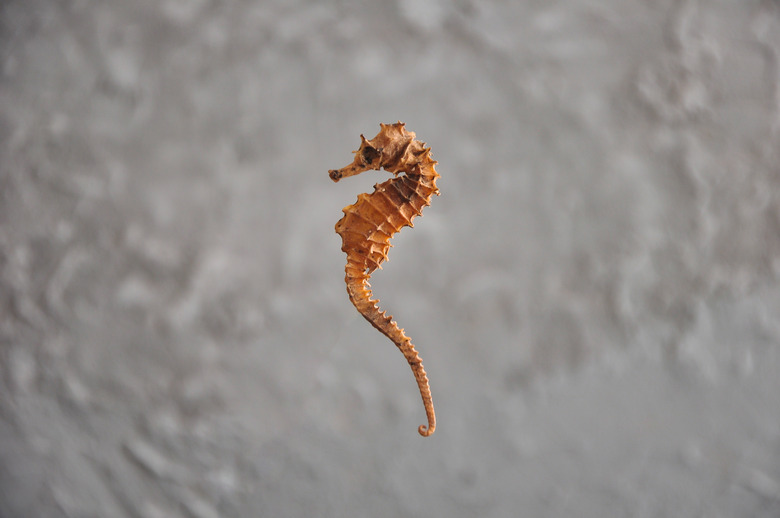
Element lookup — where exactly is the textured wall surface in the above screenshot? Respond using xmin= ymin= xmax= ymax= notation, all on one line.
xmin=2 ymin=0 xmax=780 ymax=516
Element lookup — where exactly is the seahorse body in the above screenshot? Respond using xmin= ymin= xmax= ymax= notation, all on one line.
xmin=329 ymin=122 xmax=440 ymax=437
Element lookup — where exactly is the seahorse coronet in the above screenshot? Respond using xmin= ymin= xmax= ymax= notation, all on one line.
xmin=329 ymin=122 xmax=439 ymax=437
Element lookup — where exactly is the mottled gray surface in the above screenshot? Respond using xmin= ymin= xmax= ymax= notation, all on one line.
xmin=2 ymin=0 xmax=780 ymax=516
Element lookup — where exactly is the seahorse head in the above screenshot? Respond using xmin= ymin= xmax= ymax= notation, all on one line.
xmin=328 ymin=122 xmax=437 ymax=182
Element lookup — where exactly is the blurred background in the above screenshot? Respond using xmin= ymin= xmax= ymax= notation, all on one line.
xmin=2 ymin=0 xmax=780 ymax=516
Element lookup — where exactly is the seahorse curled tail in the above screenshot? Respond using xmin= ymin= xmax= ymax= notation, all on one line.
xmin=329 ymin=122 xmax=440 ymax=437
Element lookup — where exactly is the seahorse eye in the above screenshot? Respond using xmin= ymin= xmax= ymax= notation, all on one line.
xmin=361 ymin=145 xmax=380 ymax=164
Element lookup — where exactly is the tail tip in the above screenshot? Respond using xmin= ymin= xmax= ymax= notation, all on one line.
xmin=418 ymin=423 xmax=435 ymax=437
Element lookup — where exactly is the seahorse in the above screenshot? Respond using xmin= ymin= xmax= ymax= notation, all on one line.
xmin=329 ymin=122 xmax=440 ymax=437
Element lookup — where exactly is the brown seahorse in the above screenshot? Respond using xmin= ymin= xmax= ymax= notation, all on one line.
xmin=329 ymin=122 xmax=440 ymax=437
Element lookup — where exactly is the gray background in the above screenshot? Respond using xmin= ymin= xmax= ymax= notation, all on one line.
xmin=2 ymin=0 xmax=780 ymax=516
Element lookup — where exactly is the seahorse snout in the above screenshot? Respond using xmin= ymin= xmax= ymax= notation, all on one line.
xmin=329 ymin=162 xmax=372 ymax=182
